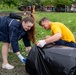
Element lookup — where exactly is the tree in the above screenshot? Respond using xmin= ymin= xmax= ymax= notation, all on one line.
xmin=51 ymin=0 xmax=74 ymax=7
xmin=0 ymin=0 xmax=75 ymax=9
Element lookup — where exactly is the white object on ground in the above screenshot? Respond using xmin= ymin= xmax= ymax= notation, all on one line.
xmin=2 ymin=63 xmax=14 ymax=70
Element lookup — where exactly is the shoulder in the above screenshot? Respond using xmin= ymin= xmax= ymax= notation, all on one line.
xmin=54 ymin=22 xmax=64 ymax=25
xmin=0 ymin=16 xmax=9 ymax=20
xmin=51 ymin=22 xmax=61 ymax=30
xmin=51 ymin=22 xmax=65 ymax=27
xmin=10 ymin=19 xmax=22 ymax=28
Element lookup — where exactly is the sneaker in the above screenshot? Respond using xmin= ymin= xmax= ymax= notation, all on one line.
xmin=2 ymin=63 xmax=14 ymax=70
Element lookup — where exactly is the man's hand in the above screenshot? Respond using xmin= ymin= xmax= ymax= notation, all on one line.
xmin=37 ymin=40 xmax=46 ymax=47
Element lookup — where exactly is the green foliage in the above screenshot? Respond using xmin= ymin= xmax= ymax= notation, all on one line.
xmin=0 ymin=0 xmax=75 ymax=9
xmin=0 ymin=1 xmax=14 ymax=9
xmin=72 ymin=0 xmax=76 ymax=3
xmin=42 ymin=0 xmax=52 ymax=6
xmin=0 ymin=4 xmax=16 ymax=9
xmin=51 ymin=0 xmax=73 ymax=7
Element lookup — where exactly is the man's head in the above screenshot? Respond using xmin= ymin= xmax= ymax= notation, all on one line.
xmin=39 ymin=17 xmax=50 ymax=30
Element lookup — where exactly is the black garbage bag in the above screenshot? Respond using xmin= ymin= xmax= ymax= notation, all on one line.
xmin=68 ymin=66 xmax=76 ymax=75
xmin=25 ymin=44 xmax=66 ymax=75
xmin=8 ymin=13 xmax=22 ymax=21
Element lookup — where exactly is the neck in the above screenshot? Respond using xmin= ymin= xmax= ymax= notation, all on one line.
xmin=49 ymin=22 xmax=51 ymax=29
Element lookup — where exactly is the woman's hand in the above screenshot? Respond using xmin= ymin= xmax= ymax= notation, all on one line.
xmin=26 ymin=46 xmax=31 ymax=52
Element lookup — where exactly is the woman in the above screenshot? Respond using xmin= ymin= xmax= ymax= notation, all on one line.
xmin=0 ymin=14 xmax=35 ymax=70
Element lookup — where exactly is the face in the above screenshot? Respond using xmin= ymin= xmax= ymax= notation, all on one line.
xmin=22 ymin=21 xmax=33 ymax=31
xmin=41 ymin=20 xmax=50 ymax=30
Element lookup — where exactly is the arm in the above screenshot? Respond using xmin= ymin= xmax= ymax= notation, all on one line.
xmin=45 ymin=33 xmax=62 ymax=44
xmin=37 ymin=33 xmax=62 ymax=47
xmin=9 ymin=26 xmax=26 ymax=63
xmin=9 ymin=28 xmax=19 ymax=54
xmin=46 ymin=35 xmax=51 ymax=39
xmin=37 ymin=25 xmax=62 ymax=47
xmin=23 ymin=32 xmax=31 ymax=52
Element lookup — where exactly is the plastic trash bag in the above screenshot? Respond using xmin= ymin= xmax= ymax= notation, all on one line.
xmin=25 ymin=44 xmax=66 ymax=75
xmin=68 ymin=66 xmax=76 ymax=75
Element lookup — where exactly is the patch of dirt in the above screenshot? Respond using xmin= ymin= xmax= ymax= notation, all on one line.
xmin=0 ymin=56 xmax=29 ymax=75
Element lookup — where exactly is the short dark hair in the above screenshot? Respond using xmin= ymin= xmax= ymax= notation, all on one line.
xmin=39 ymin=17 xmax=48 ymax=25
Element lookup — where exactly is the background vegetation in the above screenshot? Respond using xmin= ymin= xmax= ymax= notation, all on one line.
xmin=0 ymin=0 xmax=76 ymax=10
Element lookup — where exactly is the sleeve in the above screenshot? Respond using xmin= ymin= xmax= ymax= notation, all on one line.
xmin=9 ymin=27 xmax=19 ymax=53
xmin=51 ymin=25 xmax=62 ymax=35
xmin=22 ymin=32 xmax=31 ymax=47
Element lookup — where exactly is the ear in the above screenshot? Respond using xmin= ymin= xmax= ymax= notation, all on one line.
xmin=22 ymin=21 xmax=25 ymax=24
xmin=22 ymin=21 xmax=25 ymax=26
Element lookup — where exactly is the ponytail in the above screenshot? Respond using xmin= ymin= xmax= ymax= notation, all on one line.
xmin=28 ymin=13 xmax=35 ymax=43
xmin=30 ymin=13 xmax=35 ymax=20
xmin=25 ymin=11 xmax=35 ymax=20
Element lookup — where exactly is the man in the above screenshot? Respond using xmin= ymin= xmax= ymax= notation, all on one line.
xmin=37 ymin=17 xmax=76 ymax=48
